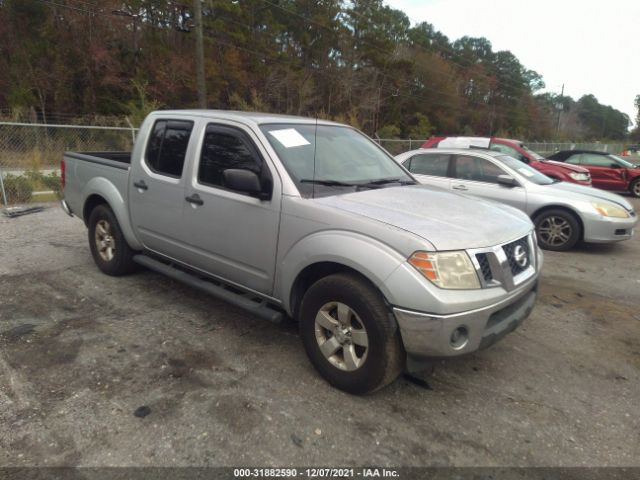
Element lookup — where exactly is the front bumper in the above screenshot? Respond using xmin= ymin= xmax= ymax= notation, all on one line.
xmin=582 ymin=212 xmax=637 ymax=243
xmin=393 ymin=277 xmax=538 ymax=358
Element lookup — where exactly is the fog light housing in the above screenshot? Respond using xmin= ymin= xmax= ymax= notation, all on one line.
xmin=450 ymin=327 xmax=469 ymax=350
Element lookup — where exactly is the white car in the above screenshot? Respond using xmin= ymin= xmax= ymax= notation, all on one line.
xmin=396 ymin=148 xmax=638 ymax=251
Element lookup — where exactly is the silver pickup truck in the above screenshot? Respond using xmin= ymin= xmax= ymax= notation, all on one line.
xmin=61 ymin=110 xmax=542 ymax=394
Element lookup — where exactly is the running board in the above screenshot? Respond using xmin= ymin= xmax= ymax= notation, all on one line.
xmin=133 ymin=255 xmax=283 ymax=324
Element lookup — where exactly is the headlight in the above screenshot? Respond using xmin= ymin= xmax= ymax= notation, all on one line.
xmin=408 ymin=251 xmax=481 ymax=289
xmin=569 ymin=172 xmax=590 ymax=182
xmin=592 ymin=202 xmax=629 ymax=218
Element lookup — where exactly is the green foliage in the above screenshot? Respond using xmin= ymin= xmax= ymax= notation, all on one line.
xmin=124 ymin=81 xmax=161 ymax=127
xmin=408 ymin=113 xmax=434 ymax=139
xmin=376 ymin=125 xmax=401 ymax=139
xmin=1 ymin=175 xmax=33 ymax=204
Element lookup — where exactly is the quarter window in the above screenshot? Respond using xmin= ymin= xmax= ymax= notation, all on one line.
xmin=406 ymin=153 xmax=450 ymax=177
xmin=198 ymin=125 xmax=264 ymax=192
xmin=453 ymin=155 xmax=504 ymax=183
xmin=145 ymin=120 xmax=194 ymax=177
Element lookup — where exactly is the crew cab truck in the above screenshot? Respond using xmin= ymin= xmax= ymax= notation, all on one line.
xmin=61 ymin=110 xmax=542 ymax=394
xmin=423 ymin=136 xmax=592 ymax=186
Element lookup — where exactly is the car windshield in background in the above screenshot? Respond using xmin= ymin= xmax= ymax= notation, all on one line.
xmin=497 ymin=155 xmax=556 ymax=185
xmin=610 ymin=155 xmax=635 ymax=168
xmin=260 ymin=123 xmax=414 ymax=197
xmin=522 ymin=145 xmax=545 ymax=160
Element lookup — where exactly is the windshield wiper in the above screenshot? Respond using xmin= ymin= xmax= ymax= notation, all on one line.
xmin=300 ymin=179 xmax=358 ymax=187
xmin=358 ymin=177 xmax=415 ymax=187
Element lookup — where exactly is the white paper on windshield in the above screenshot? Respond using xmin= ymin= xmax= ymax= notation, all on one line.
xmin=268 ymin=128 xmax=310 ymax=148
xmin=518 ymin=168 xmax=534 ymax=177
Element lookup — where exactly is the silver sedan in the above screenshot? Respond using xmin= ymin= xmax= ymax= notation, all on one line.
xmin=395 ymin=148 xmax=638 ymax=251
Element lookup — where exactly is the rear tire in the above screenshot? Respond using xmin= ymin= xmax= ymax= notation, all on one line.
xmin=88 ymin=204 xmax=136 ymax=276
xmin=630 ymin=179 xmax=640 ymax=198
xmin=299 ymin=273 xmax=404 ymax=394
xmin=534 ymin=209 xmax=580 ymax=251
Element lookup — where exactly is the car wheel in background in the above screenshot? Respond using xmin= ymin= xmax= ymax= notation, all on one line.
xmin=534 ymin=209 xmax=580 ymax=251
xmin=630 ymin=179 xmax=640 ymax=198
xmin=299 ymin=273 xmax=404 ymax=394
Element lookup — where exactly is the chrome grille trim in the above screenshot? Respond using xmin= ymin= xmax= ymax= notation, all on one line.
xmin=468 ymin=232 xmax=537 ymax=291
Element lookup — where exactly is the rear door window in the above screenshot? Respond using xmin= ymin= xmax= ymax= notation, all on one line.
xmin=145 ymin=120 xmax=194 ymax=178
xmin=453 ymin=155 xmax=504 ymax=183
xmin=405 ymin=153 xmax=451 ymax=177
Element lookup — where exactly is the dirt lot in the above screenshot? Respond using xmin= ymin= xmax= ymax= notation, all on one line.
xmin=0 ymin=199 xmax=639 ymax=467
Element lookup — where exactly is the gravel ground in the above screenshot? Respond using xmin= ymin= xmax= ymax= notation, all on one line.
xmin=0 ymin=200 xmax=639 ymax=467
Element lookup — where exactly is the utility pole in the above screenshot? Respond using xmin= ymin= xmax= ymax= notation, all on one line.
xmin=556 ymin=83 xmax=564 ymax=135
xmin=193 ymin=0 xmax=207 ymax=108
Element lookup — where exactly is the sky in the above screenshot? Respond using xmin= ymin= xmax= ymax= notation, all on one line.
xmin=385 ymin=0 xmax=639 ymax=127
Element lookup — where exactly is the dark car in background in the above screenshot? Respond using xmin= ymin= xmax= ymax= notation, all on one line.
xmin=547 ymin=150 xmax=640 ymax=197
xmin=422 ymin=136 xmax=592 ymax=186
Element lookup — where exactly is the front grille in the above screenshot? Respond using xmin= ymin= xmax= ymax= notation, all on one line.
xmin=502 ymin=236 xmax=531 ymax=276
xmin=475 ymin=253 xmax=493 ymax=282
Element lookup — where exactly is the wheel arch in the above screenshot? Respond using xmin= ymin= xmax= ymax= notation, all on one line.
xmin=81 ymin=178 xmax=142 ymax=250
xmin=289 ymin=262 xmax=383 ymax=320
xmin=277 ymin=231 xmax=407 ymax=318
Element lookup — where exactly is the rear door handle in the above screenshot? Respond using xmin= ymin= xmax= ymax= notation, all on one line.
xmin=185 ymin=193 xmax=204 ymax=206
xmin=133 ymin=180 xmax=148 ymax=191
xmin=452 ymin=184 xmax=468 ymax=191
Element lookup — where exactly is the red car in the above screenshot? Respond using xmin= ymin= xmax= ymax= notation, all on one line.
xmin=547 ymin=150 xmax=640 ymax=198
xmin=422 ymin=136 xmax=592 ymax=186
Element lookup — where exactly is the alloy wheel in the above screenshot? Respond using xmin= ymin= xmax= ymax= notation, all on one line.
xmin=95 ymin=219 xmax=116 ymax=261
xmin=314 ymin=301 xmax=369 ymax=371
xmin=537 ymin=216 xmax=572 ymax=247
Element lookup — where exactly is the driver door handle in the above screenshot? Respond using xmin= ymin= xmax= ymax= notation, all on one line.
xmin=185 ymin=193 xmax=204 ymax=206
xmin=452 ymin=184 xmax=468 ymax=191
xmin=133 ymin=180 xmax=148 ymax=191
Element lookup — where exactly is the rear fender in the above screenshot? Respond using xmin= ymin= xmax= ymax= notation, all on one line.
xmin=82 ymin=177 xmax=142 ymax=250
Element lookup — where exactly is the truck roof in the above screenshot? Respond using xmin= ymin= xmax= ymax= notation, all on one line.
xmin=152 ymin=109 xmax=344 ymax=127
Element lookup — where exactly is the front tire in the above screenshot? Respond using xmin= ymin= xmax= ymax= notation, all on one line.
xmin=534 ymin=209 xmax=580 ymax=251
xmin=299 ymin=273 xmax=404 ymax=394
xmin=88 ymin=204 xmax=136 ymax=276
xmin=630 ymin=179 xmax=640 ymax=198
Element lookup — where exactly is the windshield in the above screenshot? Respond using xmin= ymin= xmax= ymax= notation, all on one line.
xmin=610 ymin=155 xmax=635 ymax=168
xmin=521 ymin=145 xmax=545 ymax=160
xmin=260 ymin=123 xmax=414 ymax=197
xmin=497 ymin=155 xmax=556 ymax=185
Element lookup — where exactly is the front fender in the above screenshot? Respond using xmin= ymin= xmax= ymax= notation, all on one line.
xmin=276 ymin=230 xmax=407 ymax=316
xmin=82 ymin=177 xmax=142 ymax=250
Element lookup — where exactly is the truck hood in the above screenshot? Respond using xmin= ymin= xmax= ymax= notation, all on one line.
xmin=314 ymin=185 xmax=532 ymax=250
xmin=544 ymin=159 xmax=589 ymax=173
xmin=548 ymin=182 xmax=635 ymax=210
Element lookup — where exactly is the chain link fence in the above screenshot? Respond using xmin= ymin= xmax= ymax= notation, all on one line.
xmin=374 ymin=139 xmax=428 ymax=155
xmin=373 ymin=138 xmax=626 ymax=157
xmin=0 ymin=122 xmax=136 ymax=215
xmin=0 ymin=124 xmax=630 ymax=214
xmin=527 ymin=142 xmax=625 ymax=156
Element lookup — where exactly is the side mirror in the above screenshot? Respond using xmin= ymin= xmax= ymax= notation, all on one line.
xmin=497 ymin=174 xmax=518 ymax=187
xmin=223 ymin=169 xmax=269 ymax=199
xmin=609 ymin=163 xmax=621 ymax=169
